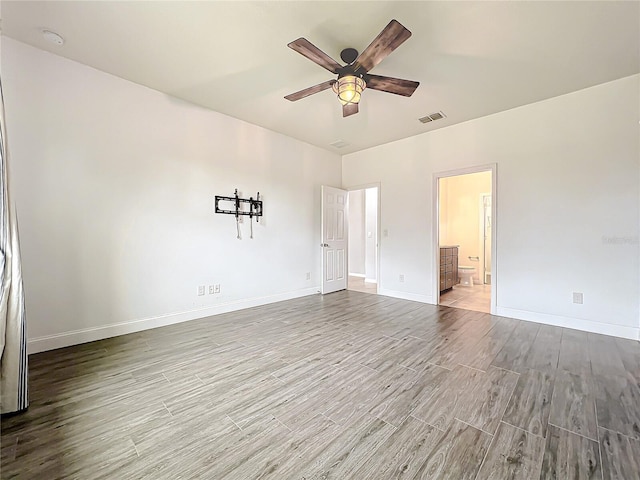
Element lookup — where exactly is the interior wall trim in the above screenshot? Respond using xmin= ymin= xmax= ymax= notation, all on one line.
xmin=377 ymin=288 xmax=434 ymax=305
xmin=496 ymin=306 xmax=640 ymax=341
xmin=27 ymin=288 xmax=318 ymax=354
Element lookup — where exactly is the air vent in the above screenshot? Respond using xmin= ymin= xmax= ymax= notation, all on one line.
xmin=329 ymin=140 xmax=349 ymax=149
xmin=419 ymin=111 xmax=447 ymax=124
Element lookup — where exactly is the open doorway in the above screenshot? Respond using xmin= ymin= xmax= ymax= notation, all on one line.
xmin=435 ymin=167 xmax=496 ymax=313
xmin=347 ymin=186 xmax=379 ymax=295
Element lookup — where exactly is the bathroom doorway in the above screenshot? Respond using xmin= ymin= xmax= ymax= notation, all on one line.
xmin=347 ymin=185 xmax=379 ymax=295
xmin=434 ymin=166 xmax=496 ymax=314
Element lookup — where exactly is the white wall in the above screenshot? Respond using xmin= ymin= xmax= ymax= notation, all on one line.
xmin=347 ymin=189 xmax=365 ymax=276
xmin=343 ymin=75 xmax=640 ymax=340
xmin=3 ymin=38 xmax=342 ymax=352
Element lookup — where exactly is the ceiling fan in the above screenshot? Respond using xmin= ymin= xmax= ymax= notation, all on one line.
xmin=285 ymin=19 xmax=419 ymax=117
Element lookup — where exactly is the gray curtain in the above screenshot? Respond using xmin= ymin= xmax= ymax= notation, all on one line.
xmin=0 ymin=78 xmax=28 ymax=414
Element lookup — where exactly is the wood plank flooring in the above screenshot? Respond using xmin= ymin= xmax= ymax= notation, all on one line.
xmin=2 ymin=291 xmax=639 ymax=479
xmin=347 ymin=275 xmax=378 ymax=294
xmin=439 ymin=284 xmax=491 ymax=313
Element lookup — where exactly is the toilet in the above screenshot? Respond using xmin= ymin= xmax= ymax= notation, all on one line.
xmin=458 ymin=266 xmax=476 ymax=287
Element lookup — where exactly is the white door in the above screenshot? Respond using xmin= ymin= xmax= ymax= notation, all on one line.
xmin=321 ymin=185 xmax=348 ymax=294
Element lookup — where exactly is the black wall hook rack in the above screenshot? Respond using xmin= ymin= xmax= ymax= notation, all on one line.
xmin=215 ymin=189 xmax=263 ymax=221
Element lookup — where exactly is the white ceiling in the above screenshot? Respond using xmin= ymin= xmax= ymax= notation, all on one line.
xmin=3 ymin=1 xmax=639 ymax=154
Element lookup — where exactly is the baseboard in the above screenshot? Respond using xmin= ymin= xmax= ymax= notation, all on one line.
xmin=348 ymin=273 xmax=365 ymax=278
xmin=27 ymin=288 xmax=319 ymax=354
xmin=377 ymin=288 xmax=434 ymax=305
xmin=29 ymin=289 xmax=637 ymax=354
xmin=495 ymin=306 xmax=640 ymax=341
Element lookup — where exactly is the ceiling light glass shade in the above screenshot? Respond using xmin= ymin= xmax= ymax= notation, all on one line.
xmin=332 ymin=75 xmax=366 ymax=105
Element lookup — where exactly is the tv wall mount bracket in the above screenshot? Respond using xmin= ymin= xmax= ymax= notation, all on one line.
xmin=215 ymin=189 xmax=263 ymax=239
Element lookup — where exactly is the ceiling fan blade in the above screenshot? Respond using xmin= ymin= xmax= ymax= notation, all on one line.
xmin=353 ymin=19 xmax=412 ymax=73
xmin=365 ymin=74 xmax=419 ymax=97
xmin=343 ymin=103 xmax=359 ymax=117
xmin=285 ymin=80 xmax=336 ymax=101
xmin=288 ymin=38 xmax=342 ymax=74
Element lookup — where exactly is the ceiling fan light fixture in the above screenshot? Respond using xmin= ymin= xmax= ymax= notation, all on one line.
xmin=332 ymin=75 xmax=366 ymax=105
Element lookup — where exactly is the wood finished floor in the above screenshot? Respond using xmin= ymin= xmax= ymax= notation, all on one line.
xmin=439 ymin=284 xmax=491 ymax=314
xmin=347 ymin=275 xmax=378 ymax=295
xmin=2 ymin=291 xmax=639 ymax=479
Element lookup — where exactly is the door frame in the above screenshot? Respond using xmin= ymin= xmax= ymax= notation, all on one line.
xmin=479 ymin=192 xmax=491 ymax=285
xmin=345 ymin=182 xmax=381 ymax=294
xmin=433 ymin=164 xmax=497 ymax=314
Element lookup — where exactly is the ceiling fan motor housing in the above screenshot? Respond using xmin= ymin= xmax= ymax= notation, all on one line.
xmin=340 ymin=47 xmax=359 ymax=64
xmin=336 ymin=65 xmax=367 ymax=80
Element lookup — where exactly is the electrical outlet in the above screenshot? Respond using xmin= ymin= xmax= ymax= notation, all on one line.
xmin=383 ymin=229 xmax=389 ymax=237
xmin=306 ymin=272 xmax=311 ymax=280
xmin=572 ymin=292 xmax=583 ymax=304
xmin=197 ymin=285 xmax=205 ymax=296
xmin=208 ymin=285 xmax=215 ymax=295
xmin=214 ymin=284 xmax=221 ymax=294
xmin=399 ymin=274 xmax=404 ymax=283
